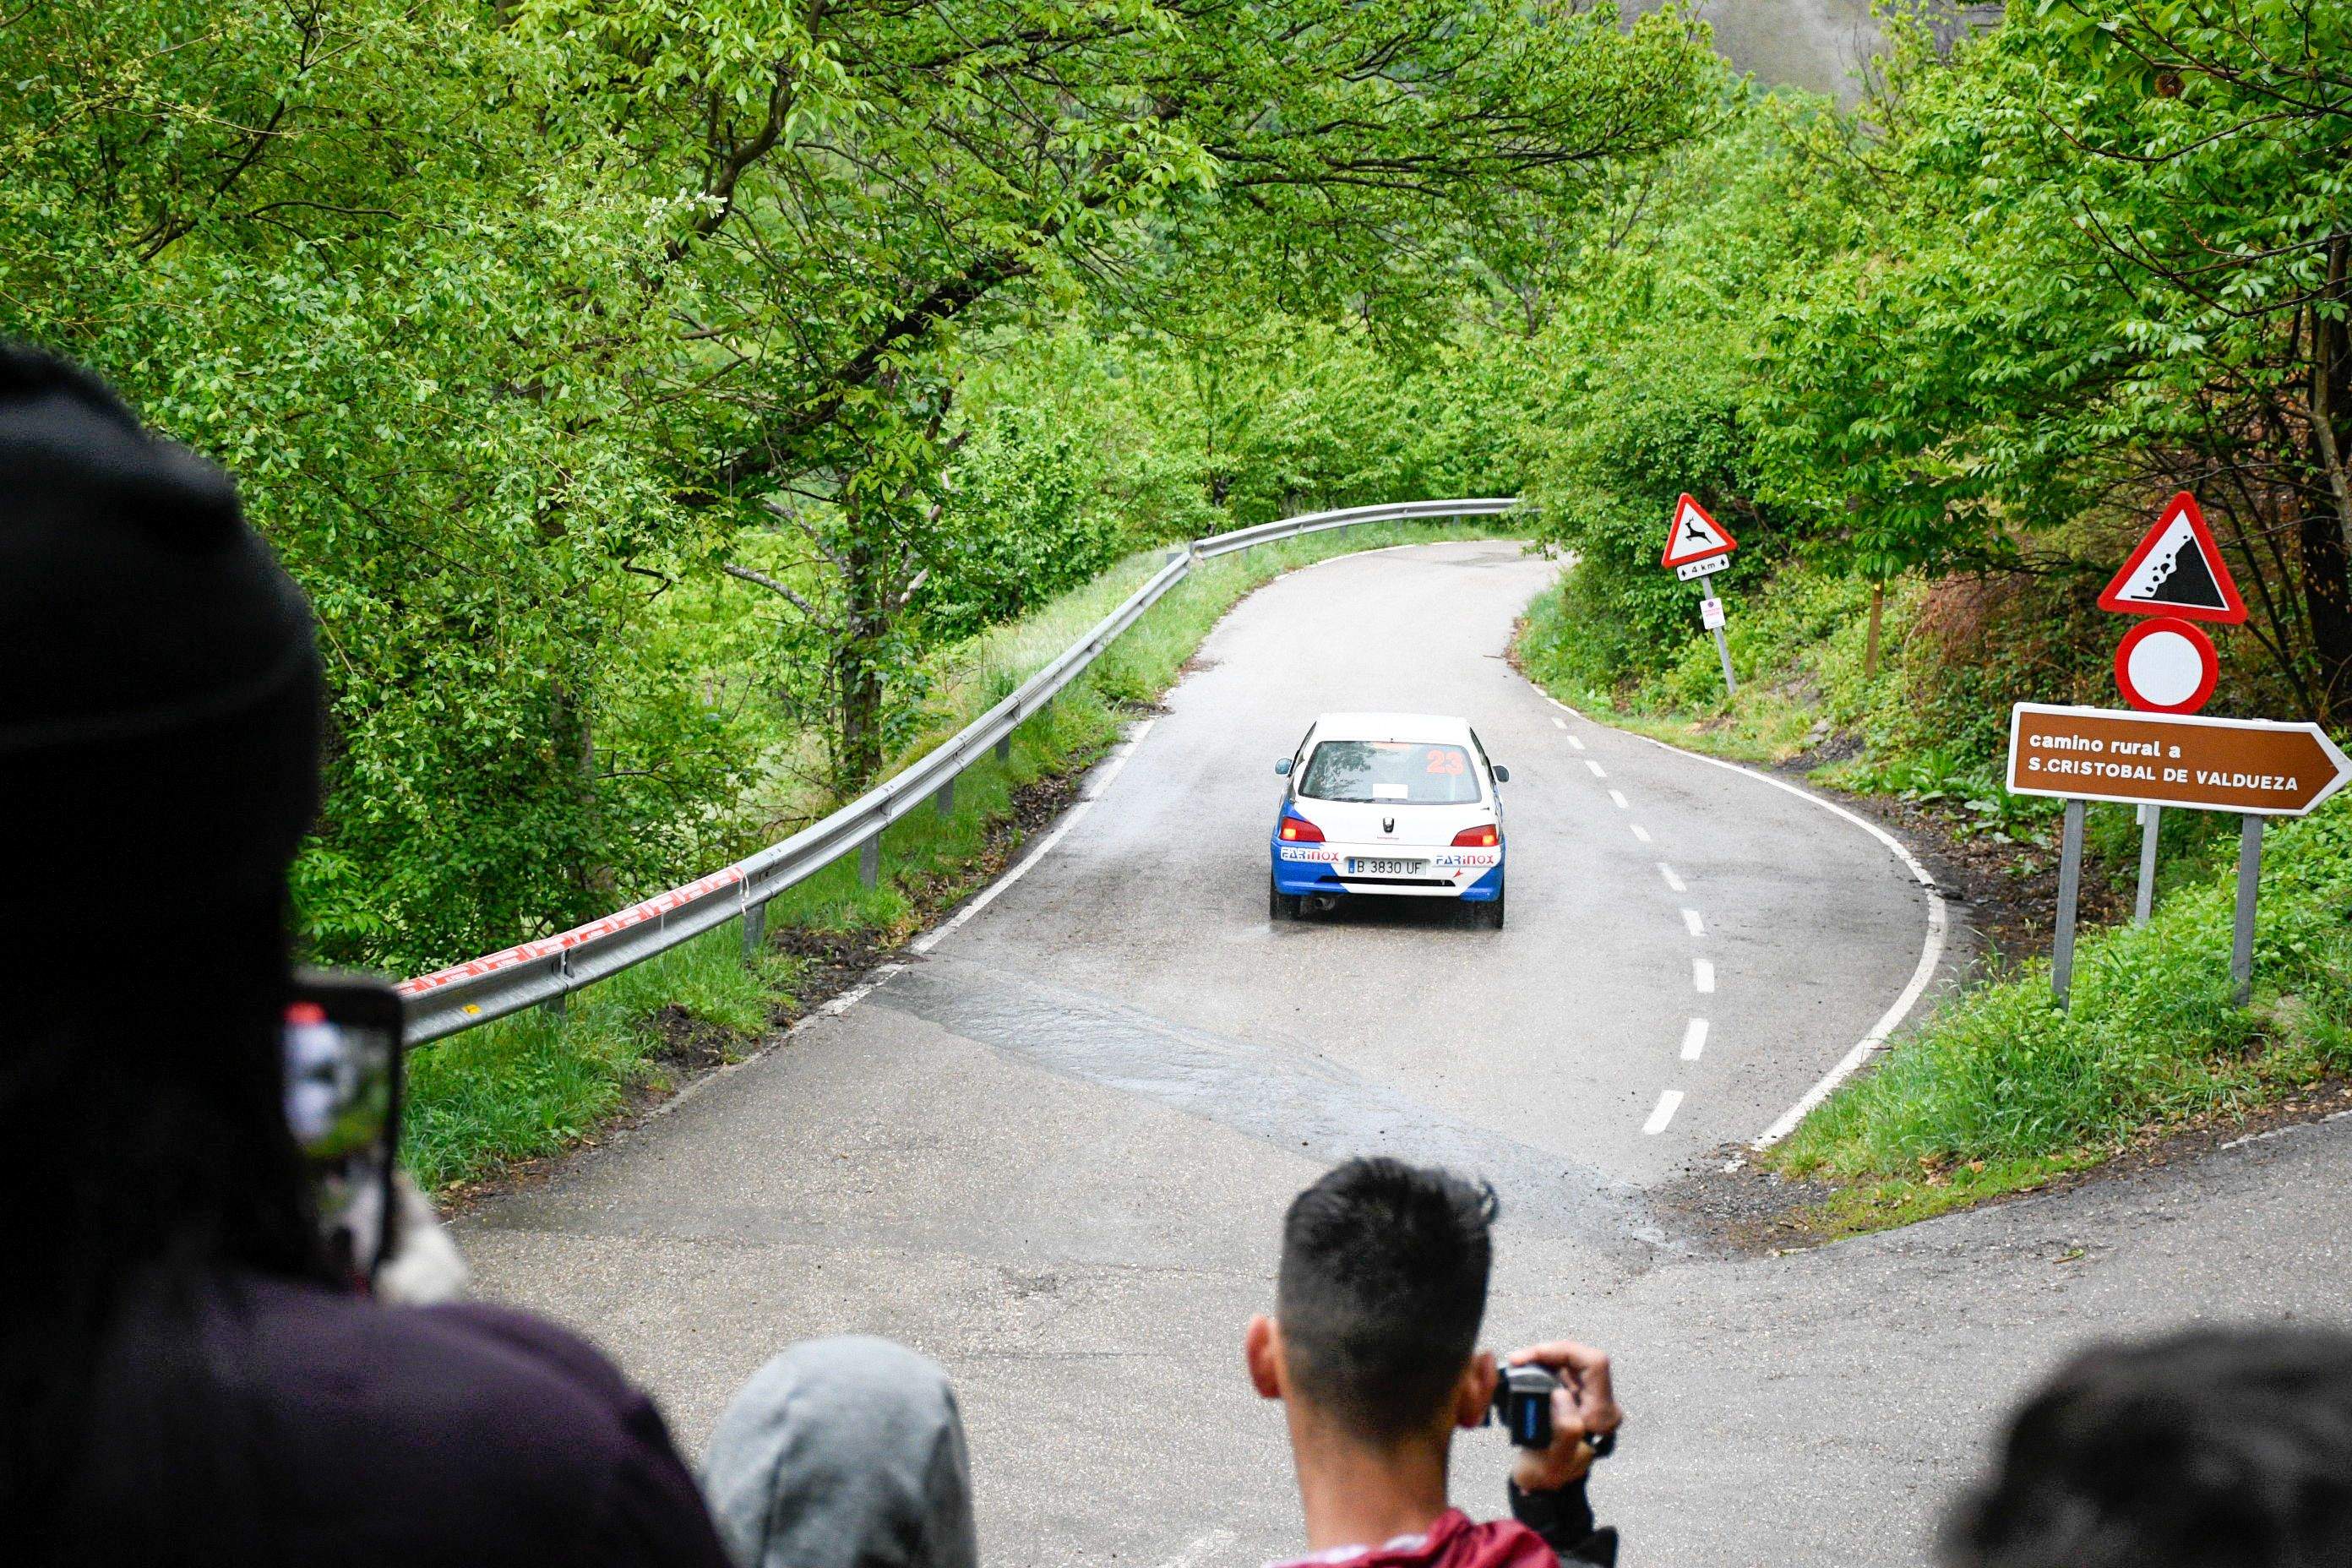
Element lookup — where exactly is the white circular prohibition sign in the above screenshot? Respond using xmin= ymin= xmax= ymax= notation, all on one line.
xmin=2114 ymin=616 xmax=2219 ymax=713
xmin=2128 ymin=628 xmax=2205 ymax=705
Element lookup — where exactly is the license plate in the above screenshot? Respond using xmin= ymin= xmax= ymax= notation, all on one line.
xmin=1348 ymin=858 xmax=1423 ymax=876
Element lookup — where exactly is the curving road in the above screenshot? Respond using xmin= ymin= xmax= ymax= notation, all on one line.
xmin=461 ymin=539 xmax=2349 ymax=1565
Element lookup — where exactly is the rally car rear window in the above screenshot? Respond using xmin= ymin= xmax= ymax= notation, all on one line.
xmin=1298 ymin=741 xmax=1481 ymax=804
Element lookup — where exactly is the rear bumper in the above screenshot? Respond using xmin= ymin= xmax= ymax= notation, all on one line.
xmin=1271 ymin=840 xmax=1503 ymax=900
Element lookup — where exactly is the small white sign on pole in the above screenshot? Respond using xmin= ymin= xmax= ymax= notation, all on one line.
xmin=1699 ymin=596 xmax=1725 ymax=631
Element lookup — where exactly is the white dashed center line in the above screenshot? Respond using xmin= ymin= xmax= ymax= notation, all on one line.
xmin=1657 ymin=863 xmax=1686 ymax=893
xmin=1608 ymin=789 xmax=1629 ymax=810
xmin=1584 ymin=760 xmax=1607 ymax=779
xmin=1693 ymin=958 xmax=1716 ymax=994
xmin=1631 ymin=823 xmax=1652 ymax=844
xmin=1565 ymin=735 xmax=1587 ymax=751
xmin=1681 ymin=907 xmax=1705 ymax=937
xmin=1642 ymin=1090 xmax=1685 ymax=1135
xmin=1681 ymin=1019 xmax=1709 ymax=1060
xmin=1552 ymin=716 xmax=1566 ymax=729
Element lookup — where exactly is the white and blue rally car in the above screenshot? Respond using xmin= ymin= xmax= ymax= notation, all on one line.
xmin=1269 ymin=711 xmax=1508 ymax=928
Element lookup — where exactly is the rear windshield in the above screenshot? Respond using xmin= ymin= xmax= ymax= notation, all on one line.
xmin=1298 ymin=741 xmax=1482 ymax=805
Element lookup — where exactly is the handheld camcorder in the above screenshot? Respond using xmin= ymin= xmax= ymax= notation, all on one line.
xmin=1489 ymin=1364 xmax=1616 ymax=1457
xmin=1491 ymin=1364 xmax=1560 ymax=1448
xmin=282 ymin=972 xmax=406 ymax=1288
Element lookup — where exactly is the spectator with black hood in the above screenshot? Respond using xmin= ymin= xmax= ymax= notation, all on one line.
xmin=0 ymin=344 xmax=744 ymax=1565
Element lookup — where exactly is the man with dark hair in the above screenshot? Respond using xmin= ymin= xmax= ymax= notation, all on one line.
xmin=1245 ymin=1157 xmax=1622 ymax=1567
xmin=1943 ymin=1325 xmax=2352 ymax=1568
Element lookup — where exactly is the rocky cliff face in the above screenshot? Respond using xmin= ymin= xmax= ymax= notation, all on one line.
xmin=1662 ymin=0 xmax=1999 ymax=103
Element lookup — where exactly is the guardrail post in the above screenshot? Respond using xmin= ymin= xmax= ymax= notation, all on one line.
xmin=935 ymin=776 xmax=956 ymax=818
xmin=742 ymin=899 xmax=767 ymax=961
xmin=540 ymin=952 xmax=569 ymax=1018
xmin=995 ymin=732 xmax=1012 ymax=763
xmin=859 ymin=836 xmax=880 ymax=889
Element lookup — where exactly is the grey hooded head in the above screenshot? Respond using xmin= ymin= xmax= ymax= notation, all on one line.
xmin=702 ymin=1337 xmax=977 ymax=1568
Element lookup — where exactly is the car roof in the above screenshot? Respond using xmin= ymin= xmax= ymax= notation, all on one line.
xmin=1308 ymin=711 xmax=1475 ymax=745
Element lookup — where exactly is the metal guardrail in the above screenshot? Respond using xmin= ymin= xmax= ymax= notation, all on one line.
xmin=396 ymin=496 xmax=1521 ymax=1043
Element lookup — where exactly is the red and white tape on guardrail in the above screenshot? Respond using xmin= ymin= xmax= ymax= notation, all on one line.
xmin=397 ymin=867 xmax=745 ymax=995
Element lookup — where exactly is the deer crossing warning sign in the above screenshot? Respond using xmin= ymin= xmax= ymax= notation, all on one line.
xmin=1660 ymin=493 xmax=1736 ymax=572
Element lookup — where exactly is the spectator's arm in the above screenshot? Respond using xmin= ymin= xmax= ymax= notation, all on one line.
xmin=1508 ymin=1478 xmax=1619 ymax=1567
xmin=1501 ymin=1340 xmax=1624 ymax=1567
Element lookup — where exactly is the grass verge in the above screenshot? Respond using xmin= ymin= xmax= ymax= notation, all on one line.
xmin=1767 ymin=798 xmax=2352 ymax=1235
xmin=404 ymin=519 xmax=1517 ymax=1196
xmin=1516 ymin=559 xmax=2352 ymax=1238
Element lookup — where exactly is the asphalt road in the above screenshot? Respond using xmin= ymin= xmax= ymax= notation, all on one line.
xmin=460 ymin=539 xmax=2350 ymax=1566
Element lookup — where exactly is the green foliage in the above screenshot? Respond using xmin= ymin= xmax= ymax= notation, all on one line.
xmin=0 ymin=2 xmax=751 ymax=972
xmin=923 ymin=405 xmax=1127 ymax=643
xmin=3 ymin=0 xmax=1718 ymax=977
xmin=1508 ymin=0 xmax=2351 ymax=723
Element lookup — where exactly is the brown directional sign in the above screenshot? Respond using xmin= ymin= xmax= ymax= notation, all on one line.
xmin=2007 ymin=703 xmax=2352 ymax=816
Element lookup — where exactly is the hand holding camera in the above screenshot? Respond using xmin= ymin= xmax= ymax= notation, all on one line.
xmin=1494 ymin=1340 xmax=1621 ymax=1493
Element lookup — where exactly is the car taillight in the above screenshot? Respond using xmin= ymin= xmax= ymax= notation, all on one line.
xmin=1281 ymin=815 xmax=1325 ymax=842
xmin=1451 ymin=825 xmax=1498 ymax=847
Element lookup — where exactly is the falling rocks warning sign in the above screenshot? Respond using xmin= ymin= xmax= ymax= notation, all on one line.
xmin=2098 ymin=493 xmax=2247 ymax=623
xmin=2006 ymin=704 xmax=2352 ymax=816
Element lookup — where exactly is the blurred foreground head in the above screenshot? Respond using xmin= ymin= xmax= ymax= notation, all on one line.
xmin=1945 ymin=1325 xmax=2352 ymax=1568
xmin=1 ymin=344 xmax=329 ymax=1547
xmin=0 ymin=344 xmax=319 ymax=957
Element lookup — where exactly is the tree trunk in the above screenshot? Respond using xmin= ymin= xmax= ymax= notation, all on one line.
xmin=1865 ymin=581 xmax=1884 ymax=679
xmin=2305 ymin=242 xmax=2352 ymax=719
xmin=833 ymin=513 xmax=888 ymax=791
xmin=2300 ymin=502 xmax=2352 ymax=721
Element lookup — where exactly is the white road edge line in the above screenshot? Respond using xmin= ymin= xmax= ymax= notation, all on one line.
xmin=1606 ymin=732 xmax=1951 ymax=1151
xmin=1657 ymin=863 xmax=1686 ymax=893
xmin=1681 ymin=1019 xmax=1708 ymax=1061
xmin=2219 ymin=1108 xmax=2352 ymax=1151
xmin=1631 ymin=823 xmax=1652 ymax=844
xmin=910 ymin=719 xmax=1159 ymax=956
xmin=1693 ymin=958 xmax=1715 ymax=994
xmin=1642 ymin=1090 xmax=1685 ymax=1135
xmin=1681 ymin=907 xmax=1705 ymax=937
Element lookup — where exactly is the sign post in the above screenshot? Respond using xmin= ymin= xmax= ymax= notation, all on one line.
xmin=2231 ymin=814 xmax=2264 ymax=1005
xmin=1660 ymin=495 xmax=1739 ymax=698
xmin=2052 ymin=799 xmax=2086 ymax=1007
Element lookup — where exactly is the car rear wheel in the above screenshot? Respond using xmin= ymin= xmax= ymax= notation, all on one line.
xmin=1270 ymin=876 xmax=1303 ymax=923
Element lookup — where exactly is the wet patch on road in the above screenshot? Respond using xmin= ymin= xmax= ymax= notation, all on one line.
xmin=874 ymin=956 xmax=1674 ymax=1266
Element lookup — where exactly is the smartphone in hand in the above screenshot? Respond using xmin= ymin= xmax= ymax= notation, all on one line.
xmin=283 ymin=972 xmax=405 ymax=1288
